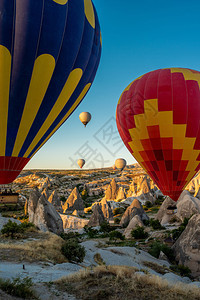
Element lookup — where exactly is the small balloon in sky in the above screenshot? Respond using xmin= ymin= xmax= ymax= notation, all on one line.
xmin=77 ymin=159 xmax=85 ymax=169
xmin=115 ymin=158 xmax=126 ymax=171
xmin=116 ymin=68 xmax=200 ymax=201
xmin=79 ymin=112 xmax=92 ymax=127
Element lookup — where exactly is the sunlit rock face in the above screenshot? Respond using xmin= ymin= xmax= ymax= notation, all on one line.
xmin=87 ymin=204 xmax=105 ymax=227
xmin=176 ymin=190 xmax=200 ymax=222
xmin=124 ymin=215 xmax=144 ymax=239
xmin=116 ymin=187 xmax=126 ymax=201
xmin=155 ymin=196 xmax=177 ymax=225
xmin=39 ymin=177 xmax=51 ymax=191
xmin=186 ymin=172 xmax=200 ymax=196
xmin=98 ymin=197 xmax=113 ymax=220
xmin=120 ymin=198 xmax=149 ymax=228
xmin=28 ymin=188 xmax=63 ymax=235
xmin=126 ymin=175 xmax=156 ymax=204
xmin=60 ymin=214 xmax=89 ymax=230
xmin=62 ymin=187 xmax=84 ymax=214
xmin=48 ymin=190 xmax=63 ymax=213
xmin=172 ymin=214 xmax=200 ymax=278
xmin=105 ymin=178 xmax=119 ymax=200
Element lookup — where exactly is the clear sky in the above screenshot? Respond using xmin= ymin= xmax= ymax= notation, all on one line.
xmin=26 ymin=0 xmax=200 ymax=170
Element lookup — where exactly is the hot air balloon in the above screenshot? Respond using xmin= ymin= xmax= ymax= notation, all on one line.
xmin=116 ymin=68 xmax=200 ymax=201
xmin=115 ymin=158 xmax=126 ymax=171
xmin=112 ymin=164 xmax=116 ymax=170
xmin=79 ymin=112 xmax=91 ymax=127
xmin=0 ymin=0 xmax=101 ymax=184
xmin=77 ymin=159 xmax=85 ymax=169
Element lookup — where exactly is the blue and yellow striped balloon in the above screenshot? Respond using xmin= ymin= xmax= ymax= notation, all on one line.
xmin=0 ymin=0 xmax=101 ymax=183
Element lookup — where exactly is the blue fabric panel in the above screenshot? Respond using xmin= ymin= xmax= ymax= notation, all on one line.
xmin=6 ymin=0 xmax=44 ymax=156
xmin=0 ymin=0 xmax=15 ymax=51
xmin=37 ymin=0 xmax=68 ymax=58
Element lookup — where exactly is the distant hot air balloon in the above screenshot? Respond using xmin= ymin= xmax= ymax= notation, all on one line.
xmin=116 ymin=68 xmax=200 ymax=201
xmin=112 ymin=164 xmax=116 ymax=170
xmin=115 ymin=158 xmax=126 ymax=171
xmin=79 ymin=112 xmax=92 ymax=127
xmin=0 ymin=0 xmax=101 ymax=184
xmin=77 ymin=159 xmax=85 ymax=169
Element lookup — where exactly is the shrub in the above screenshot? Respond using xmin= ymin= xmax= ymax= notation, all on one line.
xmin=84 ymin=226 xmax=99 ymax=238
xmin=131 ymin=226 xmax=148 ymax=239
xmin=170 ymin=264 xmax=191 ymax=277
xmin=61 ymin=239 xmax=85 ymax=263
xmin=143 ymin=219 xmax=150 ymax=226
xmin=148 ymin=241 xmax=175 ymax=262
xmin=114 ymin=217 xmax=120 ymax=224
xmin=1 ymin=220 xmax=35 ymax=238
xmin=171 ymin=217 xmax=190 ymax=241
xmin=60 ymin=232 xmax=81 ymax=242
xmin=150 ymin=219 xmax=164 ymax=230
xmin=145 ymin=201 xmax=153 ymax=208
xmin=0 ymin=276 xmax=34 ymax=299
xmin=113 ymin=207 xmax=125 ymax=216
xmin=109 ymin=230 xmax=125 ymax=241
xmin=100 ymin=221 xmax=112 ymax=233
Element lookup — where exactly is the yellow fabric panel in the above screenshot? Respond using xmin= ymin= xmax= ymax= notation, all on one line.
xmin=84 ymin=0 xmax=95 ymax=29
xmin=171 ymin=67 xmax=200 ymax=83
xmin=158 ymin=111 xmax=173 ymax=137
xmin=0 ymin=46 xmax=11 ymax=156
xmin=133 ymin=114 xmax=149 ymax=139
xmin=53 ymin=0 xmax=68 ymax=4
xmin=173 ymin=137 xmax=185 ymax=149
xmin=132 ymin=151 xmax=143 ymax=163
xmin=12 ymin=54 xmax=55 ymax=157
xmin=30 ymin=83 xmax=91 ymax=158
xmin=129 ymin=140 xmax=144 ymax=152
xmin=173 ymin=124 xmax=186 ymax=137
xmin=129 ymin=127 xmax=140 ymax=140
xmin=100 ymin=32 xmax=102 ymax=46
xmin=182 ymin=149 xmax=194 ymax=160
xmin=182 ymin=138 xmax=195 ymax=149
xmin=24 ymin=68 xmax=83 ymax=158
xmin=185 ymin=170 xmax=197 ymax=183
xmin=186 ymin=160 xmax=200 ymax=172
xmin=144 ymin=99 xmax=159 ymax=126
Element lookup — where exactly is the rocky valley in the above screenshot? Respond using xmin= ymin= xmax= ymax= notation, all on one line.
xmin=0 ymin=164 xmax=200 ymax=299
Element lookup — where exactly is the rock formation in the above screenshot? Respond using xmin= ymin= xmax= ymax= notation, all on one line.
xmin=120 ymin=198 xmax=149 ymax=227
xmin=105 ymin=178 xmax=119 ymax=200
xmin=186 ymin=173 xmax=200 ymax=196
xmin=40 ymin=176 xmax=51 ymax=191
xmin=41 ymin=188 xmax=50 ymax=200
xmin=116 ymin=187 xmax=126 ymax=201
xmin=87 ymin=204 xmax=105 ymax=227
xmin=156 ymin=196 xmax=177 ymax=225
xmin=28 ymin=188 xmax=63 ymax=235
xmin=48 ymin=190 xmax=62 ymax=212
xmin=126 ymin=175 xmax=155 ymax=203
xmin=176 ymin=190 xmax=200 ymax=221
xmin=98 ymin=197 xmax=113 ymax=220
xmin=62 ymin=187 xmax=84 ymax=214
xmin=172 ymin=214 xmax=200 ymax=277
xmin=60 ymin=214 xmax=89 ymax=229
xmin=124 ymin=215 xmax=144 ymax=238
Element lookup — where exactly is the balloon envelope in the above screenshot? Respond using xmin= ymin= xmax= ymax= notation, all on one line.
xmin=0 ymin=0 xmax=101 ymax=184
xmin=79 ymin=112 xmax=92 ymax=127
xmin=116 ymin=68 xmax=200 ymax=201
xmin=115 ymin=158 xmax=126 ymax=171
xmin=77 ymin=159 xmax=85 ymax=168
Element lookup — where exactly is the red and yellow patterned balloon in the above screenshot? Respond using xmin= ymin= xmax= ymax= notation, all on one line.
xmin=116 ymin=68 xmax=200 ymax=201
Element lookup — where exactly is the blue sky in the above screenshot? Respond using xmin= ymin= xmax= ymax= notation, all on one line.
xmin=26 ymin=0 xmax=200 ymax=169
